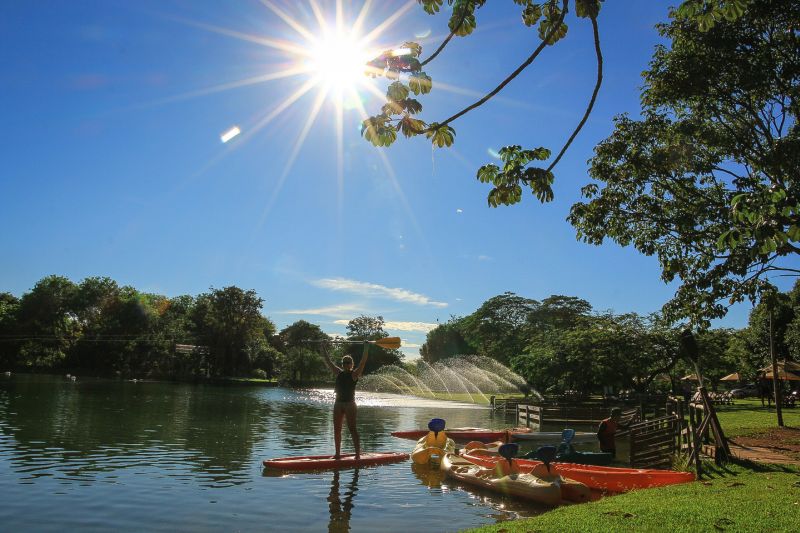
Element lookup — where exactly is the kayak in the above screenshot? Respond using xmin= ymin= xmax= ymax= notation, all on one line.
xmin=392 ymin=428 xmax=536 ymax=442
xmin=392 ymin=428 xmax=509 ymax=443
xmin=511 ymin=431 xmax=596 ymax=445
xmin=461 ymin=449 xmax=695 ymax=492
xmin=522 ymin=448 xmax=614 ymax=466
xmin=412 ymin=433 xmax=456 ymax=465
xmin=554 ymin=451 xmax=614 ymax=466
xmin=441 ymin=453 xmax=562 ymax=506
xmin=263 ymin=452 xmax=408 ymax=471
xmin=392 ymin=427 xmax=595 ymax=444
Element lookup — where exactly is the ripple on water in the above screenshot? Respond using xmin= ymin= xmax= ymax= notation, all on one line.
xmin=1 ymin=377 xmax=553 ymax=532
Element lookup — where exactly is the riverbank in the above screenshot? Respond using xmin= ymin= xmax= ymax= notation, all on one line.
xmin=468 ymin=461 xmax=800 ymax=532
xmin=469 ymin=398 xmax=800 ymax=532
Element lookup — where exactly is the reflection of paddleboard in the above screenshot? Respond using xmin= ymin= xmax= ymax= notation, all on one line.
xmin=263 ymin=452 xmax=408 ymax=471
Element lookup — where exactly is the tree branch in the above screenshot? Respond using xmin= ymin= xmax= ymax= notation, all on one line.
xmin=546 ymin=14 xmax=603 ymax=172
xmin=420 ymin=0 xmax=569 ymax=133
xmin=419 ymin=11 xmax=468 ymax=67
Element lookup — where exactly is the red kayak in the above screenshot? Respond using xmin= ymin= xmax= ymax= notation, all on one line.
xmin=263 ymin=452 xmax=408 ymax=471
xmin=391 ymin=427 xmax=511 ymax=443
xmin=461 ymin=450 xmax=695 ymax=492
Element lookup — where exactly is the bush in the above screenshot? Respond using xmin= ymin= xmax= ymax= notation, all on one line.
xmin=252 ymin=368 xmax=267 ymax=379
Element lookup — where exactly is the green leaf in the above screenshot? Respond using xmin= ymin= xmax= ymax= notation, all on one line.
xmin=715 ymin=230 xmax=730 ymax=251
xmin=426 ymin=123 xmax=456 ymax=148
xmin=788 ymin=225 xmax=800 ymax=242
xmin=477 ymin=164 xmax=499 ymax=183
xmin=522 ymin=4 xmax=542 ymax=27
xmin=449 ymin=13 xmax=476 ymax=37
xmin=420 ymin=0 xmax=443 ymax=15
xmin=575 ymin=0 xmax=601 ymax=19
xmin=401 ymin=42 xmax=422 ymax=58
xmin=387 ymin=81 xmax=409 ymax=102
xmin=402 ymin=98 xmax=423 ymax=115
xmin=409 ymin=73 xmax=433 ymax=95
xmin=397 ymin=116 xmax=426 ymax=138
xmin=539 ymin=18 xmax=568 ymax=45
xmin=381 ymin=101 xmax=403 ymax=116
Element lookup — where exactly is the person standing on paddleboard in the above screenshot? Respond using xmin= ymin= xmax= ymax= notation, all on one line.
xmin=322 ymin=342 xmax=369 ymax=459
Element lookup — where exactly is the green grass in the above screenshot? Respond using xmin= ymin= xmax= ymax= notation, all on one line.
xmin=715 ymin=399 xmax=800 ymax=437
xmin=465 ymin=400 xmax=800 ymax=532
xmin=467 ymin=462 xmax=800 ymax=533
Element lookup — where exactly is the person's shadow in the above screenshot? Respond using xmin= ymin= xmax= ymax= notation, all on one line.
xmin=327 ymin=469 xmax=360 ymax=533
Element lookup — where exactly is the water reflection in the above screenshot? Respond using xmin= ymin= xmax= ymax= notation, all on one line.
xmin=411 ymin=462 xmax=445 ymax=489
xmin=0 ymin=375 xmax=552 ymax=532
xmin=0 ymin=377 xmax=273 ymax=487
xmin=327 ymin=469 xmax=359 ymax=533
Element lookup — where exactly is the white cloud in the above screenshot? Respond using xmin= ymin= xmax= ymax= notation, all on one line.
xmin=312 ymin=277 xmax=447 ymax=308
xmin=277 ymin=303 xmax=366 ymax=317
xmin=477 ymin=255 xmax=493 ymax=261
xmin=401 ymin=341 xmax=422 ymax=349
xmin=332 ymin=320 xmax=438 ymax=333
xmin=385 ymin=321 xmax=439 ymax=333
xmin=456 ymin=208 xmax=463 ymax=214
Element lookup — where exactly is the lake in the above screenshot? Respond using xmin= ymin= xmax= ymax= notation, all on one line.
xmin=0 ymin=374 xmax=580 ymax=532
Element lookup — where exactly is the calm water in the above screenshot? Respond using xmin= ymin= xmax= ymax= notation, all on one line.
xmin=0 ymin=374 xmax=570 ymax=532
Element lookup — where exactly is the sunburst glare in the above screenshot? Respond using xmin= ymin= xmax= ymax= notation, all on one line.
xmin=308 ymin=30 xmax=375 ymax=91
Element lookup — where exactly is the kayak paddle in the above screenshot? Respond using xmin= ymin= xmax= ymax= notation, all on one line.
xmin=304 ymin=337 xmax=402 ymax=350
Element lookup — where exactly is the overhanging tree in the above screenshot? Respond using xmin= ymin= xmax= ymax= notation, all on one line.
xmin=568 ymin=0 xmax=799 ymax=326
xmin=362 ymin=0 xmax=604 ymax=205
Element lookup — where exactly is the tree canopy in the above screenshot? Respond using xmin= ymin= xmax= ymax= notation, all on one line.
xmin=568 ymin=0 xmax=799 ymax=325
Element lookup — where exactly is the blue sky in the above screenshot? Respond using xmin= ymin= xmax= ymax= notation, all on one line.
xmin=1 ymin=1 xmax=787 ymax=359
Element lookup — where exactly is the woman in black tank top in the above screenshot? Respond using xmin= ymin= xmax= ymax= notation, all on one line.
xmin=323 ymin=342 xmax=369 ymax=459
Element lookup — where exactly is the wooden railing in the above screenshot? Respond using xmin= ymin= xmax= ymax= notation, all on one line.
xmin=516 ymin=404 xmax=640 ymax=428
xmin=517 ymin=404 xmax=542 ymax=427
xmin=628 ymin=415 xmax=682 ymax=469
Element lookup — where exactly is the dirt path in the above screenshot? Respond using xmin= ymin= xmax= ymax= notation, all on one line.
xmin=728 ymin=427 xmax=800 ymax=466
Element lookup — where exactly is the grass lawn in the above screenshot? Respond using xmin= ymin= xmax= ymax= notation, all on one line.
xmin=468 ymin=462 xmax=800 ymax=532
xmin=466 ymin=399 xmax=800 ymax=532
xmin=716 ymin=399 xmax=800 ymax=437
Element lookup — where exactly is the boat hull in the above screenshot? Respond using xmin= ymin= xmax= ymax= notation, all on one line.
xmin=441 ymin=453 xmax=562 ymax=506
xmin=461 ymin=450 xmax=694 ymax=492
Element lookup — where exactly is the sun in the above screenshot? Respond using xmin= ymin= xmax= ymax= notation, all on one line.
xmin=164 ymin=1 xmax=424 ymax=225
xmin=307 ymin=31 xmax=374 ymax=91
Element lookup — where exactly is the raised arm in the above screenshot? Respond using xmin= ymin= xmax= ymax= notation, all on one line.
xmin=321 ymin=343 xmax=340 ymax=375
xmin=353 ymin=342 xmax=369 ymax=380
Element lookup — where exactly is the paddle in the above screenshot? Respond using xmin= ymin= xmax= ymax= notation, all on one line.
xmin=304 ymin=337 xmax=402 ymax=350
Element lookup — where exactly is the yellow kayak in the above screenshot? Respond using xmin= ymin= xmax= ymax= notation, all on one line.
xmin=411 ymin=430 xmax=455 ymax=465
xmin=441 ymin=453 xmax=562 ymax=506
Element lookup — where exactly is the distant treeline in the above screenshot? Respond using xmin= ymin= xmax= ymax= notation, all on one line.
xmin=419 ymin=286 xmax=800 ymax=394
xmin=0 ymin=275 xmax=401 ymax=382
xmin=2 ymin=276 xmax=799 ymax=392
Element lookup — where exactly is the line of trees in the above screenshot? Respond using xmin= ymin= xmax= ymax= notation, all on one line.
xmin=0 ymin=275 xmax=402 ymax=382
xmin=4 ymin=275 xmax=798 ymax=392
xmin=419 ymin=284 xmax=800 ymax=395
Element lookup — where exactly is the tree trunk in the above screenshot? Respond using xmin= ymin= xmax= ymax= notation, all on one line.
xmin=769 ymin=308 xmax=784 ymax=426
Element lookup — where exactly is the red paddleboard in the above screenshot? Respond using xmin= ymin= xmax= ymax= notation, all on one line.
xmin=263 ymin=452 xmax=408 ymax=471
